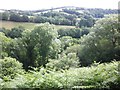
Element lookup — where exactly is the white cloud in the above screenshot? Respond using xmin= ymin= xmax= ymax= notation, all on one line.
xmin=0 ymin=0 xmax=119 ymax=10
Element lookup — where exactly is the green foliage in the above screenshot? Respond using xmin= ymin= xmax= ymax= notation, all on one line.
xmin=58 ymin=28 xmax=90 ymax=38
xmin=8 ymin=26 xmax=25 ymax=38
xmin=9 ymin=13 xmax=29 ymax=22
xmin=78 ymin=15 xmax=120 ymax=66
xmin=34 ymin=16 xmax=48 ymax=23
xmin=21 ymin=15 xmax=29 ymax=22
xmin=9 ymin=13 xmax=21 ymax=22
xmin=58 ymin=28 xmax=81 ymax=38
xmin=1 ymin=61 xmax=119 ymax=89
xmin=8 ymin=23 xmax=58 ymax=69
xmin=65 ymin=44 xmax=80 ymax=55
xmin=46 ymin=53 xmax=80 ymax=70
xmin=41 ymin=11 xmax=75 ymax=25
xmin=60 ymin=36 xmax=75 ymax=50
xmin=1 ymin=12 xmax=9 ymax=21
xmin=76 ymin=15 xmax=95 ymax=28
xmin=63 ymin=9 xmax=80 ymax=15
xmin=0 ymin=26 xmax=25 ymax=38
xmin=0 ymin=57 xmax=23 ymax=81
xmin=28 ymin=24 xmax=56 ymax=67
xmin=0 ymin=7 xmax=118 ymax=27
xmin=49 ymin=38 xmax=62 ymax=59
xmin=0 ymin=32 xmax=12 ymax=58
xmin=0 ymin=28 xmax=10 ymax=37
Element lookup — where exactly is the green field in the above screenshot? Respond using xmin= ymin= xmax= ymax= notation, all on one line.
xmin=0 ymin=20 xmax=75 ymax=30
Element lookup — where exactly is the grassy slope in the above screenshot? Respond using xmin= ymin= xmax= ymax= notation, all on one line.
xmin=0 ymin=20 xmax=75 ymax=30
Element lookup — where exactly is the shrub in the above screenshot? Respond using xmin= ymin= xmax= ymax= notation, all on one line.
xmin=46 ymin=53 xmax=80 ymax=70
xmin=1 ymin=61 xmax=119 ymax=89
xmin=0 ymin=57 xmax=24 ymax=81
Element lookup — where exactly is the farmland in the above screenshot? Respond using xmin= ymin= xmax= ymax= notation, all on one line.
xmin=0 ymin=20 xmax=75 ymax=30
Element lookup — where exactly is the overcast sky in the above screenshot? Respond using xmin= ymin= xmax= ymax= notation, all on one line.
xmin=0 ymin=0 xmax=119 ymax=10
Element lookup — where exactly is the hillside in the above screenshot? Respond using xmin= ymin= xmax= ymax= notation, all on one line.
xmin=0 ymin=6 xmax=118 ymax=28
xmin=0 ymin=6 xmax=120 ymax=90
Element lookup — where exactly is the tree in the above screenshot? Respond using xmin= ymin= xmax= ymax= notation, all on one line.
xmin=21 ymin=15 xmax=29 ymax=22
xmin=29 ymin=24 xmax=56 ymax=67
xmin=9 ymin=13 xmax=21 ymax=22
xmin=92 ymin=15 xmax=120 ymax=61
xmin=34 ymin=16 xmax=47 ymax=23
xmin=63 ymin=9 xmax=80 ymax=15
xmin=8 ymin=26 xmax=25 ymax=38
xmin=58 ymin=28 xmax=81 ymax=38
xmin=1 ymin=12 xmax=9 ymax=20
xmin=8 ymin=23 xmax=58 ymax=70
xmin=78 ymin=15 xmax=120 ymax=66
xmin=77 ymin=15 xmax=95 ymax=28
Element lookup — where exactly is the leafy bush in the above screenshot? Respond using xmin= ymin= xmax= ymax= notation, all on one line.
xmin=3 ymin=61 xmax=119 ymax=89
xmin=0 ymin=57 xmax=24 ymax=81
xmin=0 ymin=32 xmax=12 ymax=58
xmin=46 ymin=53 xmax=80 ymax=70
xmin=65 ymin=44 xmax=80 ymax=55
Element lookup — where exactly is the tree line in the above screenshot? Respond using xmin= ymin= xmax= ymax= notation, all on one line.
xmin=0 ymin=7 xmax=118 ymax=27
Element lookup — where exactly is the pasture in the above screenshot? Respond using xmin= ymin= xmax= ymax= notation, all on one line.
xmin=0 ymin=20 xmax=75 ymax=30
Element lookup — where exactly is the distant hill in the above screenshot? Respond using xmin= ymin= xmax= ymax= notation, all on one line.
xmin=0 ymin=6 xmax=118 ymax=27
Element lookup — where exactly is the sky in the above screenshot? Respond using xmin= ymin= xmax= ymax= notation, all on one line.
xmin=0 ymin=0 xmax=119 ymax=10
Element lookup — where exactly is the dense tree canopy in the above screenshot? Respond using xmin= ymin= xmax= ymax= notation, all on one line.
xmin=78 ymin=15 xmax=120 ymax=66
xmin=7 ymin=23 xmax=58 ymax=69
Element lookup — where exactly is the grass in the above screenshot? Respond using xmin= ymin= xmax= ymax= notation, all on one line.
xmin=0 ymin=20 xmax=75 ymax=30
